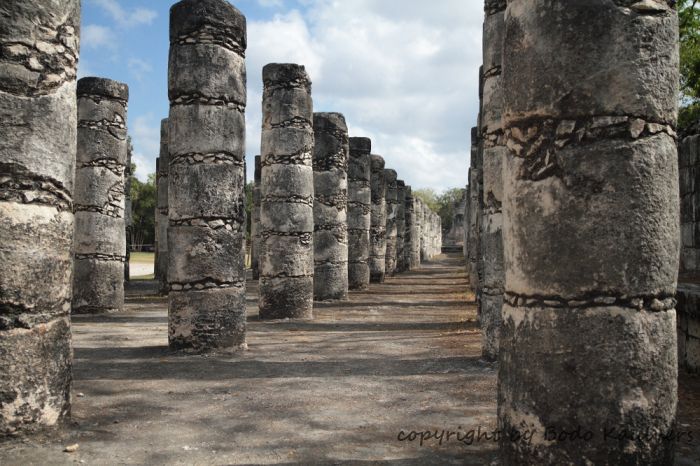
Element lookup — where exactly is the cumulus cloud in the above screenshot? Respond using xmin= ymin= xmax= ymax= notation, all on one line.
xmin=245 ymin=0 xmax=482 ymax=191
xmin=128 ymin=58 xmax=153 ymax=82
xmin=130 ymin=115 xmax=160 ymax=181
xmin=81 ymin=24 xmax=115 ymax=49
xmin=91 ymin=0 xmax=157 ymax=28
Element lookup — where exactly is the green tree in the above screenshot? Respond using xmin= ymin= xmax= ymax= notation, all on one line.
xmin=414 ymin=187 xmax=466 ymax=234
xmin=128 ymin=141 xmax=157 ymax=250
xmin=679 ymin=0 xmax=700 ymax=130
xmin=413 ymin=188 xmax=440 ymax=212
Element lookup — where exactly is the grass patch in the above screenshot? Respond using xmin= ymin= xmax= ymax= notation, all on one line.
xmin=130 ymin=252 xmax=154 ymax=264
xmin=131 ymin=274 xmax=155 ymax=281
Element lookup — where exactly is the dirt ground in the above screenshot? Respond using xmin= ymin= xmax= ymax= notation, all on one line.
xmin=1 ymin=253 xmax=700 ymax=465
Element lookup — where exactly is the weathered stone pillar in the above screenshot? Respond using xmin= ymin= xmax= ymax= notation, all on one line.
xmin=396 ymin=180 xmax=407 ymax=273
xmin=125 ymin=144 xmax=133 ymax=281
xmin=347 ymin=137 xmax=372 ymax=290
xmin=369 ymin=155 xmax=387 ymax=283
xmin=499 ymin=1 xmax=679 ymax=463
xmin=0 ymin=0 xmax=80 ymax=434
xmin=411 ymin=197 xmax=422 ymax=267
xmin=251 ymin=155 xmax=261 ymax=280
xmin=467 ymin=127 xmax=481 ymax=291
xmin=156 ymin=118 xmax=169 ymax=292
xmin=403 ymin=186 xmax=415 ymax=270
xmin=259 ymin=63 xmax=314 ymax=319
xmin=73 ymin=78 xmax=128 ymax=315
xmin=479 ymin=0 xmax=506 ymax=362
xmin=167 ymin=0 xmax=247 ymax=351
xmin=418 ymin=199 xmax=428 ymax=262
xmin=384 ymin=169 xmax=398 ymax=276
xmin=313 ymin=112 xmax=349 ymax=301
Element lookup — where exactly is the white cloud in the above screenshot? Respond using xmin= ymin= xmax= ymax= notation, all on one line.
xmin=82 ymin=24 xmax=115 ymax=49
xmin=127 ymin=58 xmax=153 ymax=82
xmin=245 ymin=0 xmax=482 ymax=192
xmin=130 ymin=114 xmax=161 ymax=181
xmin=91 ymin=0 xmax=157 ymax=28
xmin=257 ymin=0 xmax=283 ymax=7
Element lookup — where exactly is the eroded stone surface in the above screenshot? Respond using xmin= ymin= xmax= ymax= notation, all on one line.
xmin=155 ymin=119 xmax=169 ymax=293
xmin=259 ymin=63 xmax=314 ymax=319
xmin=369 ymin=155 xmax=387 ymax=283
xmin=384 ymin=169 xmax=398 ymax=276
xmin=0 ymin=0 xmax=80 ymax=434
xmin=499 ymin=1 xmax=680 ymax=462
xmin=347 ymin=137 xmax=371 ymax=290
xmin=313 ymin=113 xmax=348 ymax=301
xmin=167 ymin=0 xmax=247 ymax=351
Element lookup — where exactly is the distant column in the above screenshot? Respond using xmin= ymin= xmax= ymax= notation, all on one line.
xmin=251 ymin=155 xmax=261 ymax=280
xmin=156 ymin=118 xmax=169 ymax=292
xmin=259 ymin=63 xmax=314 ymax=319
xmin=499 ymin=1 xmax=680 ymax=463
xmin=73 ymin=77 xmax=129 ymax=314
xmin=411 ymin=197 xmax=421 ymax=267
xmin=404 ymin=186 xmax=415 ymax=270
xmin=384 ymin=169 xmax=398 ymax=276
xmin=369 ymin=155 xmax=387 ymax=283
xmin=347 ymin=137 xmax=372 ymax=290
xmin=0 ymin=0 xmax=80 ymax=434
xmin=167 ymin=0 xmax=248 ymax=351
xmin=396 ymin=180 xmax=407 ymax=273
xmin=125 ymin=144 xmax=133 ymax=281
xmin=313 ymin=112 xmax=349 ymax=301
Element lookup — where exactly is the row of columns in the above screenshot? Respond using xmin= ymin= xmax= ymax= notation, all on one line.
xmin=466 ymin=0 xmax=681 ymax=463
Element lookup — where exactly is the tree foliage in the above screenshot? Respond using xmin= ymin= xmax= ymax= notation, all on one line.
xmin=127 ymin=137 xmax=157 ymax=249
xmin=679 ymin=0 xmax=700 ymax=130
xmin=413 ymin=187 xmax=466 ymax=234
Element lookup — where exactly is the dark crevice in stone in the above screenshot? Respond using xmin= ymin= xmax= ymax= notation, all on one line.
xmin=76 ymin=122 xmax=127 ymax=141
xmin=506 ymin=115 xmax=676 ymax=183
xmin=78 ymin=158 xmax=126 ymax=176
xmin=170 ymin=278 xmax=245 ymax=292
xmin=262 ymin=194 xmax=314 ymax=207
xmin=315 ymin=193 xmax=347 ymax=209
xmin=170 ymin=92 xmax=245 ymax=111
xmin=0 ymin=18 xmax=79 ymax=97
xmin=78 ymin=93 xmax=128 ymax=107
xmin=261 ymin=148 xmax=313 ymax=166
xmin=75 ymin=253 xmax=126 ymax=263
xmin=173 ymin=27 xmax=246 ymax=58
xmin=170 ymin=151 xmax=244 ymax=167
xmin=170 ymin=216 xmax=244 ymax=230
xmin=263 ymin=78 xmax=311 ymax=94
xmin=0 ymin=301 xmax=69 ymax=331
xmin=504 ymin=291 xmax=677 ymax=311
xmin=268 ymin=116 xmax=312 ymax=130
xmin=0 ymin=163 xmax=72 ymax=211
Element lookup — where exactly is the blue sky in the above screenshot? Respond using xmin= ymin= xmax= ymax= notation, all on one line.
xmin=79 ymin=0 xmax=483 ymax=192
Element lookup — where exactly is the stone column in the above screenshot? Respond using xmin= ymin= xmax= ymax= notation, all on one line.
xmin=384 ymin=169 xmax=398 ymax=276
xmin=251 ymin=155 xmax=262 ymax=280
xmin=467 ymin=127 xmax=481 ymax=291
xmin=167 ymin=0 xmax=247 ymax=351
xmin=418 ymin=199 xmax=428 ymax=262
xmin=499 ymin=1 xmax=679 ymax=463
xmin=411 ymin=197 xmax=422 ymax=267
xmin=396 ymin=180 xmax=407 ymax=273
xmin=156 ymin=118 xmax=169 ymax=292
xmin=259 ymin=63 xmax=314 ymax=319
xmin=0 ymin=0 xmax=79 ymax=434
xmin=404 ymin=186 xmax=415 ymax=270
xmin=369 ymin=155 xmax=387 ymax=283
xmin=125 ymin=144 xmax=133 ymax=281
xmin=479 ymin=0 xmax=506 ymax=362
xmin=347 ymin=137 xmax=372 ymax=290
xmin=313 ymin=112 xmax=349 ymax=301
xmin=73 ymin=78 xmax=129 ymax=315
